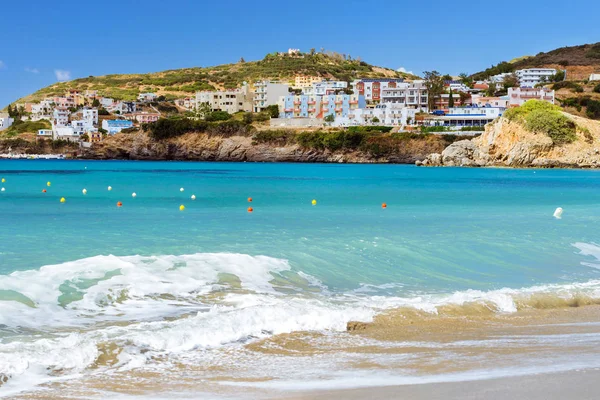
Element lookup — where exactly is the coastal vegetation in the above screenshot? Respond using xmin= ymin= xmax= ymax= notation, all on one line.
xmin=1 ymin=119 xmax=51 ymax=138
xmin=504 ymin=100 xmax=577 ymax=144
xmin=16 ymin=52 xmax=414 ymax=104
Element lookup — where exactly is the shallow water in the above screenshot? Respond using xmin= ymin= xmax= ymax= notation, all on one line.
xmin=1 ymin=160 xmax=600 ymax=397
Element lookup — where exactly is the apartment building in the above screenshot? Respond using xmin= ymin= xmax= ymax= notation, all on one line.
xmin=346 ymin=103 xmax=417 ymax=127
xmin=0 ymin=113 xmax=14 ymax=131
xmin=352 ymin=78 xmax=405 ymax=103
xmin=53 ymin=96 xmax=75 ymax=108
xmin=196 ymin=83 xmax=254 ymax=114
xmin=82 ymin=108 xmax=98 ymax=125
xmin=278 ymin=94 xmax=364 ymax=119
xmin=293 ymin=75 xmax=323 ymax=88
xmin=516 ymin=68 xmax=558 ymax=87
xmin=508 ymin=87 xmax=555 ymax=106
xmin=380 ymin=82 xmax=428 ymax=111
xmin=303 ymin=81 xmax=348 ymax=96
xmin=434 ymin=93 xmax=466 ymax=109
xmin=253 ymin=80 xmax=290 ymax=112
xmin=53 ymin=108 xmax=70 ymax=127
xmin=278 ymin=95 xmax=323 ymax=119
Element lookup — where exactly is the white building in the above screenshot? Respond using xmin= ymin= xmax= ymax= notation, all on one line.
xmin=196 ymin=83 xmax=254 ymax=114
xmin=82 ymin=108 xmax=98 ymax=125
xmin=0 ymin=113 xmax=14 ymax=131
xmin=37 ymin=129 xmax=53 ymax=138
xmin=489 ymin=73 xmax=512 ymax=83
xmin=516 ymin=68 xmax=558 ymax=87
xmin=53 ymin=108 xmax=69 ymax=127
xmin=342 ymin=103 xmax=417 ymax=127
xmin=253 ymin=81 xmax=290 ymax=112
xmin=100 ymin=97 xmax=114 ymax=108
xmin=508 ymin=87 xmax=555 ymax=106
xmin=590 ymin=74 xmax=600 ymax=82
xmin=53 ymin=126 xmax=79 ymax=142
xmin=138 ymin=92 xmax=158 ymax=102
xmin=303 ymin=81 xmax=348 ymax=96
xmin=380 ymin=82 xmax=429 ymax=111
xmin=425 ymin=106 xmax=504 ymax=127
xmin=446 ymin=82 xmax=471 ymax=93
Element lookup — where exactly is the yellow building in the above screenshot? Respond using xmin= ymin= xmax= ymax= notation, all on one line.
xmin=294 ymin=75 xmax=323 ymax=88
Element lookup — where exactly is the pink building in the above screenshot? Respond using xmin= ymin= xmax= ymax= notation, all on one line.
xmin=53 ymin=96 xmax=75 ymax=108
xmin=126 ymin=112 xmax=160 ymax=123
xmin=508 ymin=87 xmax=555 ymax=107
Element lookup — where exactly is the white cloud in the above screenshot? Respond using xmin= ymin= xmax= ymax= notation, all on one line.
xmin=54 ymin=69 xmax=71 ymax=81
xmin=397 ymin=67 xmax=414 ymax=75
xmin=25 ymin=67 xmax=40 ymax=74
xmin=0 ymin=61 xmax=5 ymax=69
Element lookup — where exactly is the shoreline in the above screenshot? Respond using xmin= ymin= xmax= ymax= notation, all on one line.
xmin=282 ymin=368 xmax=600 ymax=400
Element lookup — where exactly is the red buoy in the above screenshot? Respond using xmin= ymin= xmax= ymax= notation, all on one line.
xmin=247 ymin=207 xmax=253 ymax=213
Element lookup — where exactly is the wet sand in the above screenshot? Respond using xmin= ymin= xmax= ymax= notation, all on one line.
xmin=284 ymin=368 xmax=600 ymax=400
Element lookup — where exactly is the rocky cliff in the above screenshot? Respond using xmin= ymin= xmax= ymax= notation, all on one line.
xmin=418 ymin=114 xmax=600 ymax=168
xmin=81 ymin=131 xmax=449 ymax=163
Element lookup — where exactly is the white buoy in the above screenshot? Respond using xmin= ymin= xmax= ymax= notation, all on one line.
xmin=82 ymin=188 xmax=87 ymax=195
xmin=180 ymin=188 xmax=185 ymax=192
xmin=0 ymin=188 xmax=4 ymax=192
xmin=553 ymin=207 xmax=563 ymax=219
xmin=108 ymin=186 xmax=112 ymax=191
xmin=132 ymin=192 xmax=137 ymax=198
xmin=191 ymin=194 xmax=196 ymax=200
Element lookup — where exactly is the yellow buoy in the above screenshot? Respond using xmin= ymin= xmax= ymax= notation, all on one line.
xmin=47 ymin=181 xmax=51 ymax=187
xmin=1 ymin=178 xmax=5 ymax=183
xmin=311 ymin=199 xmax=317 ymax=206
xmin=60 ymin=197 xmax=66 ymax=203
xmin=179 ymin=205 xmax=185 ymax=211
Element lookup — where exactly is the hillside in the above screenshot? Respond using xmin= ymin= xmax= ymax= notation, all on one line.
xmin=16 ymin=52 xmax=417 ymax=104
xmin=472 ymin=42 xmax=600 ymax=81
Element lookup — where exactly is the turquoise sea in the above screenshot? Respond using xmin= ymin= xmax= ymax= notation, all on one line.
xmin=1 ymin=160 xmax=600 ymax=397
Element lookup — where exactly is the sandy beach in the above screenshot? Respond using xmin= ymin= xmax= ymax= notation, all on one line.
xmin=285 ymin=368 xmax=600 ymax=400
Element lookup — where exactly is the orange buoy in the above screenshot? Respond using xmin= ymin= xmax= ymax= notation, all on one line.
xmin=248 ymin=197 xmax=253 ymax=202
xmin=247 ymin=207 xmax=253 ymax=213
xmin=42 ymin=189 xmax=47 ymax=193
xmin=382 ymin=203 xmax=387 ymax=209
xmin=117 ymin=201 xmax=123 ymax=207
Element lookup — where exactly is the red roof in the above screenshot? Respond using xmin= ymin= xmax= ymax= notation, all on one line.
xmin=473 ymin=83 xmax=489 ymax=90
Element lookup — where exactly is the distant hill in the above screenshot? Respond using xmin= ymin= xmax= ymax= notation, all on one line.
xmin=472 ymin=42 xmax=600 ymax=81
xmin=15 ymin=52 xmax=418 ymax=104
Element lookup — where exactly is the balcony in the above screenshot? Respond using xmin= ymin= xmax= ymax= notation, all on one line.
xmin=284 ymin=108 xmax=294 ymax=112
xmin=293 ymin=101 xmax=301 ymax=105
xmin=294 ymin=109 xmax=301 ymax=112
xmin=335 ymin=101 xmax=343 ymax=104
xmin=335 ymin=108 xmax=343 ymax=112
xmin=308 ymin=108 xmax=316 ymax=112
xmin=350 ymin=100 xmax=358 ymax=104
xmin=322 ymin=101 xmax=329 ymax=105
xmin=307 ymin=101 xmax=316 ymax=105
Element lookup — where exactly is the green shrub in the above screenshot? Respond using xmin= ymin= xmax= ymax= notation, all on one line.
xmin=505 ymin=100 xmax=577 ymax=145
xmin=205 ymin=111 xmax=231 ymax=122
xmin=593 ymin=84 xmax=600 ymax=94
xmin=586 ymin=100 xmax=600 ymax=119
xmin=552 ymin=81 xmax=583 ymax=92
xmin=525 ymin=109 xmax=576 ymax=144
xmin=252 ymin=130 xmax=296 ymax=145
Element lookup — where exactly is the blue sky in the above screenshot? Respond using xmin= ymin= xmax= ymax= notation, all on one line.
xmin=1 ymin=0 xmax=599 ymax=107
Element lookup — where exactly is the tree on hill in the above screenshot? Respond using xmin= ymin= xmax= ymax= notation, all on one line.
xmin=92 ymin=98 xmax=100 ymax=107
xmin=265 ymin=105 xmax=279 ymax=118
xmin=551 ymin=70 xmax=565 ymax=82
xmin=423 ymin=71 xmax=445 ymax=110
xmin=448 ymin=89 xmax=455 ymax=107
xmin=502 ymin=73 xmax=519 ymax=90
xmin=239 ymin=57 xmax=246 ymax=63
xmin=458 ymin=73 xmax=471 ymax=87
xmin=324 ymin=114 xmax=335 ymax=123
xmin=486 ymin=82 xmax=497 ymax=97
xmin=371 ymin=117 xmax=380 ymax=124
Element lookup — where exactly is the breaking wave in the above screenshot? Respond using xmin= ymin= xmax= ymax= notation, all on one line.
xmin=1 ymin=243 xmax=600 ymax=394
